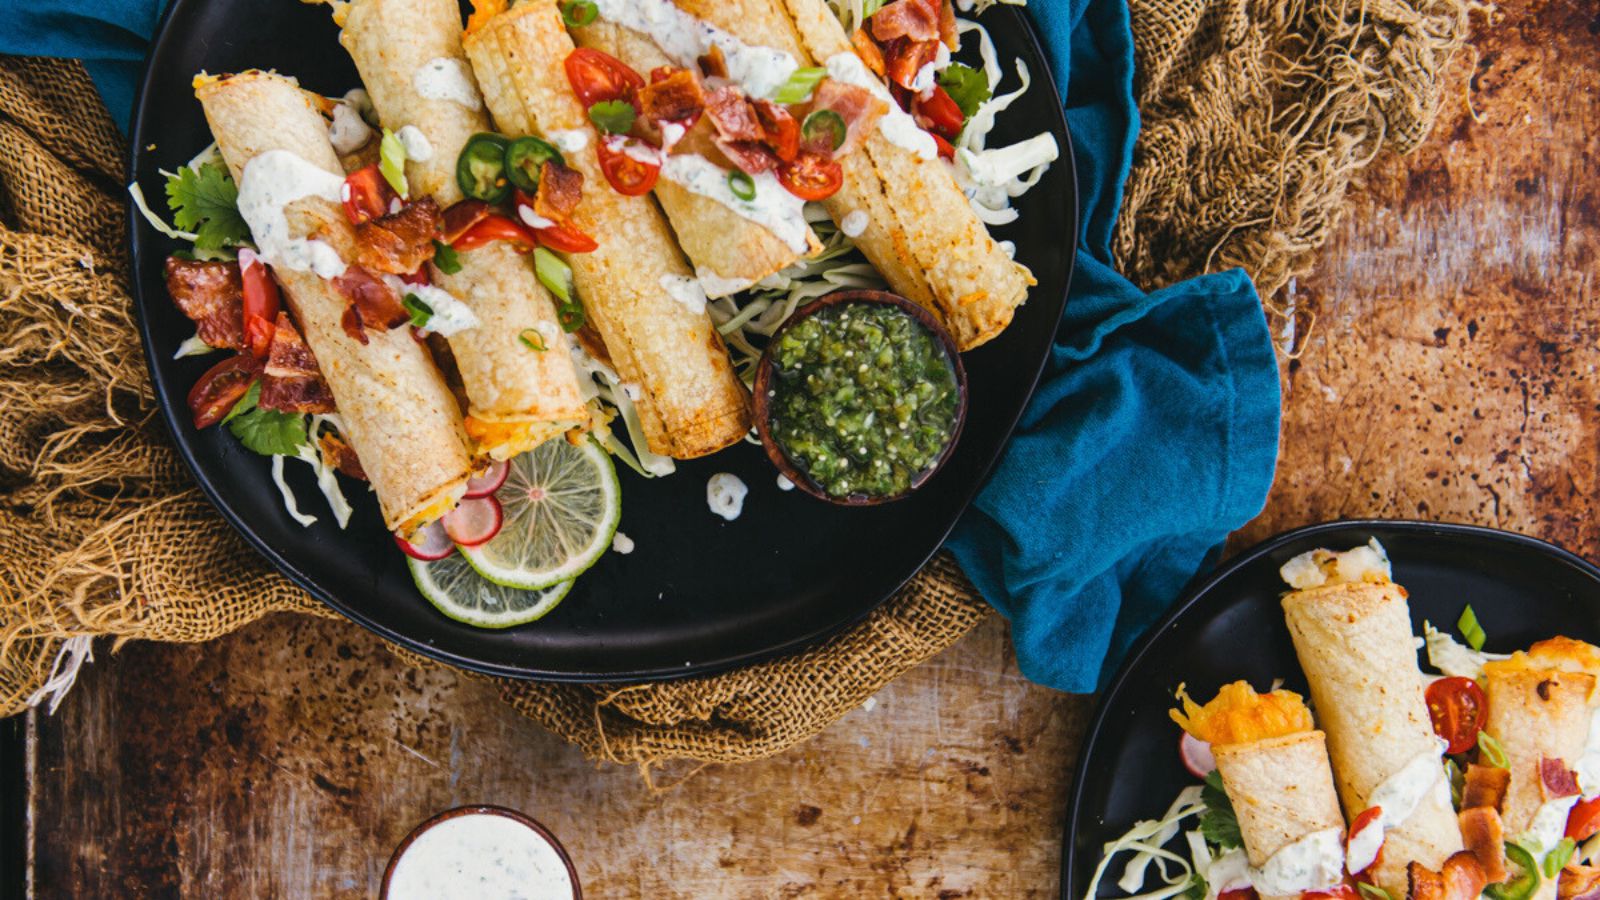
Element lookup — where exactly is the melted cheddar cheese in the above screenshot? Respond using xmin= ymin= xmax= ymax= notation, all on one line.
xmin=1482 ymin=636 xmax=1600 ymax=679
xmin=1170 ymin=680 xmax=1315 ymax=747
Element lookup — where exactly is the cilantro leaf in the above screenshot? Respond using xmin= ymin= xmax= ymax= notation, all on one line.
xmin=1198 ymin=770 xmax=1242 ymax=850
xmin=227 ymin=406 xmax=309 ymax=457
xmin=402 ymin=293 xmax=434 ymax=329
xmin=432 ymin=240 xmax=462 ymax=275
xmin=1180 ymin=873 xmax=1207 ymax=900
xmin=938 ymin=63 xmax=992 ymax=120
xmin=221 ymin=380 xmax=261 ymax=425
xmin=588 ymin=99 xmax=636 ymax=135
xmin=164 ymin=162 xmax=250 ymax=251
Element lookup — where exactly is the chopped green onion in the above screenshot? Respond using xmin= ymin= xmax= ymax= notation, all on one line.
xmin=1478 ymin=731 xmax=1509 ymax=769
xmin=1544 ymin=837 xmax=1576 ymax=878
xmin=1444 ymin=757 xmax=1465 ymax=808
xmin=861 ymin=0 xmax=885 ymax=18
xmin=379 ymin=128 xmax=409 ymax=198
xmin=1459 ymin=604 xmax=1487 ymax=651
xmin=772 ymin=67 xmax=827 ymax=104
xmin=727 ymin=170 xmax=757 ymax=202
xmin=1357 ymin=884 xmax=1393 ymax=900
xmin=588 ymin=99 xmax=636 ymax=135
xmin=560 ymin=0 xmax=598 ymax=26
xmin=403 ymin=293 xmax=434 ymax=329
xmin=519 ymin=328 xmax=548 ymax=352
xmin=802 ymin=109 xmax=847 ymax=151
xmin=557 ymin=302 xmax=585 ymax=333
xmin=432 ymin=240 xmax=462 ymax=275
xmin=533 ymin=247 xmax=573 ymax=304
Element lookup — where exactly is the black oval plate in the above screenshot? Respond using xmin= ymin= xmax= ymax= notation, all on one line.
xmin=126 ymin=1 xmax=1077 ymax=681
xmin=1061 ymin=520 xmax=1600 ymax=900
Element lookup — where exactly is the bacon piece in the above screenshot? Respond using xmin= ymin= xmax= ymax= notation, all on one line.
xmin=808 ymin=79 xmax=890 ymax=157
xmin=704 ymin=86 xmax=765 ymax=143
xmin=318 ymin=430 xmax=367 ymax=481
xmin=1543 ymin=757 xmax=1582 ymax=800
xmin=637 ymin=68 xmax=706 ymax=125
xmin=532 ymin=161 xmax=584 ymax=224
xmin=751 ymin=99 xmax=800 ymax=162
xmin=354 ymin=197 xmax=442 ymax=276
xmin=882 ymin=36 xmax=941 ymax=91
xmin=715 ymin=138 xmax=779 ymax=175
xmin=333 ymin=265 xmax=409 ymax=343
xmin=1457 ymin=806 xmax=1508 ymax=884
xmin=440 ymin=199 xmax=492 ymax=244
xmin=852 ymin=28 xmax=887 ymax=78
xmin=698 ymin=44 xmax=728 ymax=79
xmin=258 ymin=313 xmax=335 ymax=414
xmin=1406 ymin=852 xmax=1489 ymax=900
xmin=870 ymin=0 xmax=941 ymax=42
xmin=165 ymin=256 xmax=246 ymax=350
xmin=1462 ymin=763 xmax=1511 ymax=812
xmin=1563 ymin=865 xmax=1600 ymax=900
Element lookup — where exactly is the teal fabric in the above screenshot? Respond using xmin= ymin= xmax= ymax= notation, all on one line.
xmin=9 ymin=0 xmax=1281 ymax=694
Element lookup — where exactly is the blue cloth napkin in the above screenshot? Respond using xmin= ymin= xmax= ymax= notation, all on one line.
xmin=7 ymin=0 xmax=1281 ymax=694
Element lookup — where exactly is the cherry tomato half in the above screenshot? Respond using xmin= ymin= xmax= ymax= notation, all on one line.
xmin=1425 ymin=676 xmax=1489 ymax=755
xmin=596 ymin=138 xmax=661 ymax=197
xmin=914 ymin=85 xmax=965 ymax=142
xmin=450 ymin=214 xmax=538 ymax=254
xmin=341 ymin=164 xmax=398 ymax=225
xmin=533 ymin=221 xmax=600 ymax=254
xmin=187 ymin=353 xmax=262 ymax=429
xmin=932 ymin=133 xmax=956 ymax=160
xmin=776 ymin=151 xmax=844 ymax=201
xmin=238 ymin=251 xmax=281 ymax=359
xmin=564 ymin=48 xmax=644 ymax=108
xmin=1568 ymin=796 xmax=1600 ymax=842
xmin=1217 ymin=888 xmax=1260 ymax=900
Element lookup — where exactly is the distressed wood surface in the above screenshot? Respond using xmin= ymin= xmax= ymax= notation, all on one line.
xmin=24 ymin=0 xmax=1600 ymax=896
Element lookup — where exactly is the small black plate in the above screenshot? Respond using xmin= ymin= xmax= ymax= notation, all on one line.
xmin=1061 ymin=520 xmax=1600 ymax=900
xmin=126 ymin=1 xmax=1077 ymax=681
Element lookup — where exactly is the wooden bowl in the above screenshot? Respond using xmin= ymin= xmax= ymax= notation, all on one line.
xmin=752 ymin=289 xmax=969 ymax=507
xmin=380 ymin=804 xmax=581 ymax=899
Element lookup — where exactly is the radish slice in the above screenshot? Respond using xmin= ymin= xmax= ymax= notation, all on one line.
xmin=442 ymin=495 xmax=503 ymax=546
xmin=395 ymin=521 xmax=454 ymax=561
xmin=1180 ymin=732 xmax=1216 ymax=778
xmin=464 ymin=460 xmax=509 ymax=498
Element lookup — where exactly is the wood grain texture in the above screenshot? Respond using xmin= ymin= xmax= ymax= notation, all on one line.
xmin=25 ymin=0 xmax=1600 ymax=895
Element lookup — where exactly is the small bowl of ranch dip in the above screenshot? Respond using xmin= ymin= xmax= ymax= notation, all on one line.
xmin=381 ymin=805 xmax=580 ymax=900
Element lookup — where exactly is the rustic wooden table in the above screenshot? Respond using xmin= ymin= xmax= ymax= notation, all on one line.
xmin=18 ymin=0 xmax=1598 ymax=895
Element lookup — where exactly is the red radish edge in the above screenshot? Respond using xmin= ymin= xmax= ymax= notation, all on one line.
xmin=1180 ymin=732 xmax=1216 ymax=778
xmin=464 ymin=460 xmax=510 ymax=498
xmin=442 ymin=496 xmax=503 ymax=547
xmin=395 ymin=521 xmax=455 ymax=561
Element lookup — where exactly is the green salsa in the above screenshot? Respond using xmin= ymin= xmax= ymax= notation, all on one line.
xmin=767 ymin=302 xmax=961 ymax=499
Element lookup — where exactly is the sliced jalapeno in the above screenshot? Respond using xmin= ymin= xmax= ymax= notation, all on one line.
xmin=503 ymin=136 xmax=565 ymax=193
xmin=456 ymin=133 xmax=512 ymax=203
xmin=1486 ymin=843 xmax=1541 ymax=900
xmin=802 ymin=109 xmax=847 ymax=152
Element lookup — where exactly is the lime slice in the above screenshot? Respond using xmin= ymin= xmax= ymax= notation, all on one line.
xmin=408 ymin=553 xmax=572 ymax=628
xmin=459 ymin=437 xmax=620 ymax=590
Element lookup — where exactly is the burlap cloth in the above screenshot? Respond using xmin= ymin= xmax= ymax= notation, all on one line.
xmin=0 ymin=0 xmax=1466 ymax=766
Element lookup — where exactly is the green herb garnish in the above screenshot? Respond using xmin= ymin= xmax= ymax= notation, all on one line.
xmin=937 ymin=63 xmax=992 ymax=119
xmin=1198 ymin=770 xmax=1242 ymax=850
xmin=403 ymin=293 xmax=434 ymax=329
xmin=379 ymin=128 xmax=409 ymax=198
xmin=772 ymin=67 xmax=827 ymax=104
xmin=222 ymin=379 xmax=261 ymax=425
xmin=1459 ymin=604 xmax=1487 ymax=651
xmin=588 ymin=99 xmax=636 ymax=135
xmin=228 ymin=404 xmax=309 ymax=457
xmin=432 ymin=240 xmax=462 ymax=275
xmin=165 ymin=162 xmax=250 ymax=251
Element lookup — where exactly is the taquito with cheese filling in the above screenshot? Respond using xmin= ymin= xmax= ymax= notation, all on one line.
xmin=196 ymin=71 xmax=472 ymax=534
xmin=462 ymin=0 xmax=750 ymax=458
xmin=340 ymin=0 xmax=588 ymax=461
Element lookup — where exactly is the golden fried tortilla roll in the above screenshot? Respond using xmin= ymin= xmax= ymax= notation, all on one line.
xmin=463 ymin=1 xmax=750 ymax=458
xmin=1282 ymin=580 xmax=1463 ymax=897
xmin=1172 ymin=682 xmax=1347 ymax=900
xmin=340 ymin=0 xmax=589 ymax=461
xmin=196 ymin=71 xmax=471 ymax=534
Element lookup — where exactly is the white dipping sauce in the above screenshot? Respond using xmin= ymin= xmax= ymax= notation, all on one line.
xmin=236 ymin=150 xmax=348 ymax=279
xmin=396 ymin=125 xmax=434 ymax=162
xmin=549 ymin=129 xmax=591 ymax=154
xmin=386 ymin=812 xmax=575 ymax=900
xmin=593 ymin=0 xmax=797 ymax=98
xmin=706 ymin=473 xmax=748 ymax=521
xmin=414 ymin=57 xmax=483 ymax=111
xmin=659 ymin=274 xmax=709 ymax=315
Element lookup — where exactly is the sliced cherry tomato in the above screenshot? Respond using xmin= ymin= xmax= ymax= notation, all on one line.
xmin=914 ymin=85 xmax=965 ymax=142
xmin=342 ymin=164 xmax=398 ymax=225
xmin=753 ymin=99 xmax=800 ymax=163
xmin=533 ymin=220 xmax=599 ymax=254
xmin=932 ymin=133 xmax=956 ymax=160
xmin=187 ymin=353 xmax=262 ymax=429
xmin=1425 ymin=676 xmax=1489 ymax=755
xmin=440 ymin=199 xmax=492 ymax=244
xmin=776 ymin=151 xmax=844 ymax=201
xmin=1217 ymin=888 xmax=1259 ymax=900
xmin=596 ymin=138 xmax=661 ymax=196
xmin=1568 ymin=796 xmax=1600 ymax=841
xmin=564 ymin=48 xmax=644 ymax=108
xmin=1302 ymin=886 xmax=1359 ymax=900
xmin=451 ymin=213 xmax=538 ymax=254
xmin=237 ymin=249 xmax=280 ymax=358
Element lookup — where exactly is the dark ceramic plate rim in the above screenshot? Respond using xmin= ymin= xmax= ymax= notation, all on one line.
xmin=1058 ymin=519 xmax=1600 ymax=899
xmin=125 ymin=1 xmax=1077 ymax=682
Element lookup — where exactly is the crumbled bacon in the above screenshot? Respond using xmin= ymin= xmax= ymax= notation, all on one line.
xmin=1542 ymin=757 xmax=1582 ymax=800
xmin=698 ymin=44 xmax=728 ymax=79
xmin=705 ymin=86 xmax=765 ymax=143
xmin=165 ymin=256 xmax=246 ymax=350
xmin=439 ymin=199 xmax=492 ymax=244
xmin=258 ymin=312 xmax=335 ymax=414
xmin=882 ymin=35 xmax=941 ymax=91
xmin=354 ymin=197 xmax=442 ymax=276
xmin=852 ymin=28 xmax=887 ymax=78
xmin=1457 ymin=807 xmax=1508 ymax=884
xmin=637 ymin=68 xmax=706 ymax=126
xmin=318 ymin=430 xmax=367 ymax=481
xmin=532 ymin=161 xmax=584 ymax=224
xmin=870 ymin=0 xmax=942 ymax=43
xmin=1406 ymin=852 xmax=1489 ymax=900
xmin=716 ymin=138 xmax=780 ymax=175
xmin=752 ymin=99 xmax=800 ymax=162
xmin=333 ymin=265 xmax=409 ymax=343
xmin=1462 ymin=764 xmax=1511 ymax=812
xmin=808 ymin=79 xmax=890 ymax=157
xmin=1562 ymin=865 xmax=1600 ymax=900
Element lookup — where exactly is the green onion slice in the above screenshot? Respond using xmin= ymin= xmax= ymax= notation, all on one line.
xmin=456 ymin=132 xmax=511 ymax=203
xmin=1478 ymin=731 xmax=1509 ymax=769
xmin=1544 ymin=837 xmax=1576 ymax=878
xmin=402 ymin=293 xmax=434 ymax=329
xmin=1356 ymin=884 xmax=1393 ymax=900
xmin=432 ymin=240 xmax=462 ymax=275
xmin=727 ymin=170 xmax=757 ymax=202
xmin=504 ymin=135 xmax=565 ymax=193
xmin=1458 ymin=604 xmax=1487 ymax=651
xmin=556 ymin=302 xmax=585 ymax=333
xmin=560 ymin=0 xmax=598 ymax=27
xmin=802 ymin=109 xmax=847 ymax=151
xmin=772 ymin=67 xmax=827 ymax=104
xmin=519 ymin=328 xmax=548 ymax=352
xmin=588 ymin=99 xmax=636 ymax=135
xmin=533 ymin=247 xmax=573 ymax=305
xmin=379 ymin=128 xmax=409 ymax=198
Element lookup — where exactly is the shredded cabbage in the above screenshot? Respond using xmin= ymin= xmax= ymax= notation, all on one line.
xmin=172 ymin=333 xmax=218 ymax=359
xmin=1423 ymin=621 xmax=1510 ymax=679
xmin=569 ymin=338 xmax=676 ymax=478
xmin=1084 ymin=785 xmax=1208 ymax=900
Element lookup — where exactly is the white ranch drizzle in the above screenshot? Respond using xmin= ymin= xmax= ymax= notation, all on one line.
xmin=548 ymin=129 xmax=590 ymax=154
xmin=659 ymin=275 xmax=709 ymax=315
xmin=235 ymin=150 xmax=348 ymax=279
xmin=1249 ymin=827 xmax=1345 ymax=897
xmin=592 ymin=0 xmax=798 ymax=98
xmin=706 ymin=473 xmax=748 ymax=521
xmin=823 ymin=52 xmax=938 ymax=160
xmin=383 ymin=276 xmax=480 ymax=338
xmin=328 ymin=101 xmax=373 ymax=156
xmin=694 ymin=267 xmax=755 ymax=298
xmin=413 ymin=57 xmax=482 ymax=111
xmin=396 ymin=125 xmax=434 ymax=162
xmin=659 ymin=153 xmax=810 ymax=253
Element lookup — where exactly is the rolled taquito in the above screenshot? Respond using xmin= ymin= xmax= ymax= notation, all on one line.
xmin=660 ymin=0 xmax=1034 ymax=349
xmin=197 ymin=71 xmax=472 ymax=534
xmin=1173 ymin=682 xmax=1347 ymax=900
xmin=566 ymin=6 xmax=819 ymax=295
xmin=462 ymin=1 xmax=751 ymax=458
xmin=1282 ymin=580 xmax=1464 ymax=897
xmin=340 ymin=0 xmax=588 ymax=461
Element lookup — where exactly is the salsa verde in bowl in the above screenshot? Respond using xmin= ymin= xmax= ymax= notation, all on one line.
xmin=753 ymin=290 xmax=968 ymax=506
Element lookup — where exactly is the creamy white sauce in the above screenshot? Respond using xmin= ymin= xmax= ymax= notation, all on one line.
xmin=611 ymin=531 xmax=635 ymax=554
xmin=776 ymin=474 xmax=795 ymax=491
xmin=413 ymin=57 xmax=482 ymax=111
xmin=659 ymin=275 xmax=708 ymax=314
xmin=549 ymin=129 xmax=590 ymax=154
xmin=519 ymin=205 xmax=557 ymax=230
xmin=396 ymin=125 xmax=434 ymax=162
xmin=236 ymin=150 xmax=348 ymax=279
xmin=1345 ymin=814 xmax=1385 ymax=874
xmin=824 ymin=52 xmax=938 ymax=160
xmin=1205 ymin=848 xmax=1252 ymax=898
xmin=694 ymin=267 xmax=754 ymax=298
xmin=840 ymin=209 xmax=869 ymax=237
xmin=1524 ymin=794 xmax=1581 ymax=859
xmin=329 ymin=101 xmax=374 ymax=156
xmin=1353 ymin=737 xmax=1449 ymax=867
xmin=910 ymin=44 xmax=951 ymax=94
xmin=706 ymin=473 xmax=747 ymax=521
xmin=958 ymin=132 xmax=1060 ymax=188
xmin=1250 ymin=827 xmax=1345 ymax=896
xmin=1578 ymin=708 xmax=1600 ymax=797
xmin=384 ymin=276 xmax=480 ymax=338
xmin=660 ymin=154 xmax=810 ymax=252
xmin=1279 ymin=538 xmax=1392 ymax=590
xmin=385 ymin=812 xmax=575 ymax=900
xmin=659 ymin=120 xmax=687 ymax=151
xmin=593 ymin=0 xmax=798 ymax=98
xmin=606 ymin=134 xmax=667 ymax=167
